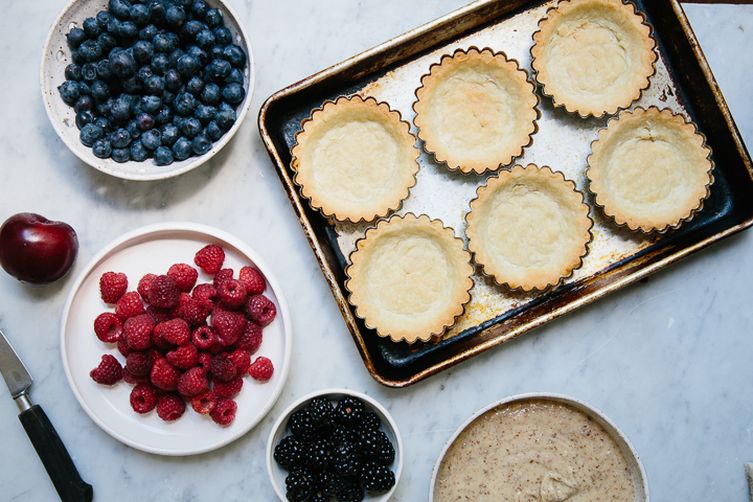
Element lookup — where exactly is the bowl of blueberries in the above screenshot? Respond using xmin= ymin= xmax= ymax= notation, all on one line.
xmin=41 ymin=0 xmax=254 ymax=180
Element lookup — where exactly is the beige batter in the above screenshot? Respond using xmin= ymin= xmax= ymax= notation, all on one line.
xmin=434 ymin=399 xmax=637 ymax=502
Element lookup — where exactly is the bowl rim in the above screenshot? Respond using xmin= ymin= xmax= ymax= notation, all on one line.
xmin=59 ymin=221 xmax=292 ymax=455
xmin=39 ymin=0 xmax=255 ymax=181
xmin=266 ymin=388 xmax=404 ymax=501
xmin=428 ymin=392 xmax=650 ymax=502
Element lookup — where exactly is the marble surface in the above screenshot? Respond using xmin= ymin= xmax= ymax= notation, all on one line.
xmin=1 ymin=1 xmax=752 ymax=501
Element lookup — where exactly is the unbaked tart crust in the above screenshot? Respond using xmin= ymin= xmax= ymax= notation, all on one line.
xmin=345 ymin=214 xmax=474 ymax=344
xmin=466 ymin=165 xmax=593 ymax=291
xmin=413 ymin=47 xmax=538 ymax=174
xmin=531 ymin=0 xmax=657 ymax=118
xmin=587 ymin=107 xmax=714 ymax=233
xmin=291 ymin=95 xmax=420 ymax=223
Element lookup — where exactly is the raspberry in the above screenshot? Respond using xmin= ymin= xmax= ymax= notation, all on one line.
xmin=191 ymin=391 xmax=217 ymax=415
xmin=117 ymin=337 xmax=130 ymax=357
xmin=99 ymin=271 xmax=128 ymax=304
xmin=239 ymin=266 xmax=266 ymax=295
xmin=89 ymin=354 xmax=123 ymax=385
xmin=210 ymin=354 xmax=237 ymax=382
xmin=115 ymin=291 xmax=145 ymax=320
xmin=167 ymin=343 xmax=199 ymax=369
xmin=123 ymin=314 xmax=155 ymax=351
xmin=194 ymin=244 xmax=225 ymax=275
xmin=173 ymin=293 xmax=211 ymax=326
xmin=146 ymin=305 xmax=171 ymax=324
xmin=191 ymin=325 xmax=216 ymax=350
xmin=137 ymin=273 xmax=157 ymax=298
xmin=248 ymin=356 xmax=274 ymax=382
xmin=213 ymin=268 xmax=234 ymax=288
xmin=245 ymin=295 xmax=277 ymax=326
xmin=177 ymin=367 xmax=208 ymax=397
xmin=237 ymin=322 xmax=263 ymax=353
xmin=217 ymin=279 xmax=247 ymax=308
xmin=125 ymin=351 xmax=152 ymax=376
xmin=93 ymin=312 xmax=122 ymax=343
xmin=228 ymin=349 xmax=251 ymax=374
xmin=123 ymin=368 xmax=149 ymax=385
xmin=167 ymin=263 xmax=198 ymax=292
xmin=145 ymin=274 xmax=179 ymax=309
xmin=192 ymin=283 xmax=217 ymax=304
xmin=211 ymin=308 xmax=245 ymax=346
xmin=154 ymin=318 xmax=190 ymax=346
xmin=130 ymin=384 xmax=158 ymax=414
xmin=213 ymin=376 xmax=243 ymax=398
xmin=156 ymin=393 xmax=186 ymax=421
xmin=197 ymin=352 xmax=212 ymax=373
xmin=210 ymin=397 xmax=237 ymax=426
xmin=150 ymin=358 xmax=180 ymax=391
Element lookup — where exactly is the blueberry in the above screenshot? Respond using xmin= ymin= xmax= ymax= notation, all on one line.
xmin=92 ymin=138 xmax=112 ymax=158
xmin=96 ymin=98 xmax=113 ymax=116
xmin=130 ymin=140 xmax=150 ymax=161
xmin=78 ymin=81 xmax=92 ymax=96
xmin=144 ymin=75 xmax=165 ymax=95
xmin=117 ymin=21 xmax=139 ymax=41
xmin=110 ymin=127 xmax=131 ymax=148
xmin=94 ymin=116 xmax=110 ymax=130
xmin=96 ymin=11 xmax=111 ymax=29
xmin=172 ymin=116 xmax=186 ymax=130
xmin=127 ymin=120 xmax=142 ymax=138
xmin=66 ymin=27 xmax=87 ymax=48
xmin=90 ymin=80 xmax=109 ymax=102
xmin=205 ymin=8 xmax=222 ymax=28
xmin=109 ymin=0 xmax=131 ymax=20
xmin=162 ymin=90 xmax=176 ymax=104
xmin=191 ymin=134 xmax=211 ymax=155
xmin=78 ymin=40 xmax=102 ymax=62
xmin=180 ymin=117 xmax=202 ymax=138
xmin=172 ymin=137 xmax=192 ymax=160
xmin=110 ymin=96 xmax=132 ymax=122
xmin=176 ymin=54 xmax=199 ymax=77
xmin=80 ymin=123 xmax=104 ymax=147
xmin=95 ymin=59 xmax=113 ymax=80
xmin=161 ymin=124 xmax=179 ymax=145
xmin=130 ymin=4 xmax=150 ymax=26
xmin=151 ymin=53 xmax=170 ymax=74
xmin=152 ymin=33 xmax=171 ymax=53
xmin=221 ymin=83 xmax=244 ymax=105
xmin=186 ymin=76 xmax=204 ymax=95
xmin=70 ymin=49 xmax=84 ymax=65
xmin=182 ymin=20 xmax=204 ymax=40
xmin=111 ymin=147 xmax=130 ymax=162
xmin=97 ymin=32 xmax=117 ymax=54
xmin=83 ymin=17 xmax=100 ymax=38
xmin=75 ymin=95 xmax=95 ymax=113
xmin=164 ymin=69 xmax=181 ymax=91
xmin=200 ymin=83 xmax=220 ymax=105
xmin=64 ymin=64 xmax=82 ymax=81
xmin=191 ymin=0 xmax=208 ymax=18
xmin=214 ymin=27 xmax=232 ymax=46
xmin=168 ymin=48 xmax=184 ymax=67
xmin=81 ymin=63 xmax=97 ymax=81
xmin=155 ymin=105 xmax=172 ymax=124
xmin=58 ymin=81 xmax=80 ymax=105
xmin=109 ymin=49 xmax=137 ymax=78
xmin=173 ymin=91 xmax=196 ymax=116
xmin=122 ymin=76 xmax=142 ymax=93
xmin=195 ymin=29 xmax=215 ymax=48
xmin=154 ymin=146 xmax=174 ymax=165
xmin=139 ymin=129 xmax=160 ymax=150
xmin=186 ymin=45 xmax=207 ymax=65
xmin=205 ymin=120 xmax=222 ymax=141
xmin=206 ymin=58 xmax=230 ymax=81
xmin=138 ymin=95 xmax=160 ymax=114
xmin=137 ymin=64 xmax=154 ymax=82
xmin=165 ymin=5 xmax=186 ymax=28
xmin=216 ymin=104 xmax=235 ymax=131
xmin=223 ymin=45 xmax=246 ymax=68
xmin=136 ymin=112 xmax=155 ymax=131
xmin=132 ymin=40 xmax=153 ymax=63
xmin=194 ymin=104 xmax=216 ymax=124
xmin=106 ymin=18 xmax=121 ymax=36
xmin=139 ymin=24 xmax=157 ymax=41
xmin=75 ymin=110 xmax=95 ymax=129
xmin=209 ymin=45 xmax=223 ymax=61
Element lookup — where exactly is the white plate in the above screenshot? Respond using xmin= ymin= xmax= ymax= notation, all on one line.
xmin=266 ymin=388 xmax=403 ymax=502
xmin=60 ymin=222 xmax=291 ymax=456
xmin=429 ymin=392 xmax=649 ymax=501
xmin=40 ymin=0 xmax=255 ymax=181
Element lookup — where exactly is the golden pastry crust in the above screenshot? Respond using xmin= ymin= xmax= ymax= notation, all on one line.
xmin=587 ymin=107 xmax=714 ymax=233
xmin=466 ymin=165 xmax=593 ymax=291
xmin=413 ymin=47 xmax=539 ymax=174
xmin=291 ymin=95 xmax=420 ymax=223
xmin=345 ymin=214 xmax=474 ymax=344
xmin=531 ymin=0 xmax=657 ymax=118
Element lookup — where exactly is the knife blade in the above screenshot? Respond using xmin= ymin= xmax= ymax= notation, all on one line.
xmin=0 ymin=328 xmax=93 ymax=502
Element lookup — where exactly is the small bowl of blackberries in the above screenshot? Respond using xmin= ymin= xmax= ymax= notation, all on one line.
xmin=267 ymin=389 xmax=402 ymax=502
xmin=41 ymin=0 xmax=253 ymax=180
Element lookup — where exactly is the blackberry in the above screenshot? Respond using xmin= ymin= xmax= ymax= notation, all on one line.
xmin=374 ymin=437 xmax=395 ymax=466
xmin=307 ymin=438 xmax=334 ymax=472
xmin=274 ymin=435 xmax=307 ymax=470
xmin=288 ymin=408 xmax=316 ymax=442
xmin=335 ymin=477 xmax=364 ymax=502
xmin=310 ymin=495 xmax=331 ymax=502
xmin=314 ymin=470 xmax=339 ymax=497
xmin=335 ymin=396 xmax=365 ymax=427
xmin=309 ymin=397 xmax=334 ymax=426
xmin=357 ymin=429 xmax=388 ymax=460
xmin=360 ymin=462 xmax=395 ymax=493
xmin=332 ymin=442 xmax=361 ymax=477
xmin=331 ymin=425 xmax=356 ymax=448
xmin=358 ymin=411 xmax=381 ymax=432
xmin=285 ymin=466 xmax=314 ymax=502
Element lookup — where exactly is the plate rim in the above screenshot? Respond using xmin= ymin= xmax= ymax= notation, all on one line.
xmin=59 ymin=221 xmax=292 ymax=456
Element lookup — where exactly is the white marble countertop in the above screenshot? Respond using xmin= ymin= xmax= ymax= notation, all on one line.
xmin=1 ymin=1 xmax=752 ymax=501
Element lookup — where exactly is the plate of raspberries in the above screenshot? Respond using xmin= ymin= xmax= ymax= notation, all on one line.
xmin=60 ymin=222 xmax=290 ymax=455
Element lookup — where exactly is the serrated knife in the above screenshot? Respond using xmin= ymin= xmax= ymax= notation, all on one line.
xmin=0 ymin=328 xmax=92 ymax=502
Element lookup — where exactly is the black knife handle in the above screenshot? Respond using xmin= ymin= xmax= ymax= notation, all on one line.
xmin=18 ymin=405 xmax=93 ymax=502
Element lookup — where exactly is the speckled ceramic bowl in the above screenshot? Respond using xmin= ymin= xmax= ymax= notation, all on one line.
xmin=40 ymin=0 xmax=254 ymax=181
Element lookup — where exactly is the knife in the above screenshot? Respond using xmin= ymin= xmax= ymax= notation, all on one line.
xmin=0 ymin=328 xmax=93 ymax=502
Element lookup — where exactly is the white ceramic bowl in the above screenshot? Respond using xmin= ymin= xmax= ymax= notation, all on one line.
xmin=267 ymin=388 xmax=403 ymax=501
xmin=60 ymin=222 xmax=291 ymax=455
xmin=41 ymin=0 xmax=254 ymax=181
xmin=429 ymin=392 xmax=649 ymax=502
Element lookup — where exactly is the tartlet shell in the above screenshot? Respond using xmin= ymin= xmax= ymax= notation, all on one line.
xmin=465 ymin=164 xmax=594 ymax=292
xmin=345 ymin=213 xmax=474 ymax=344
xmin=586 ymin=106 xmax=715 ymax=234
xmin=290 ymin=95 xmax=420 ymax=223
xmin=412 ymin=46 xmax=540 ymax=175
xmin=530 ymin=0 xmax=658 ymax=119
